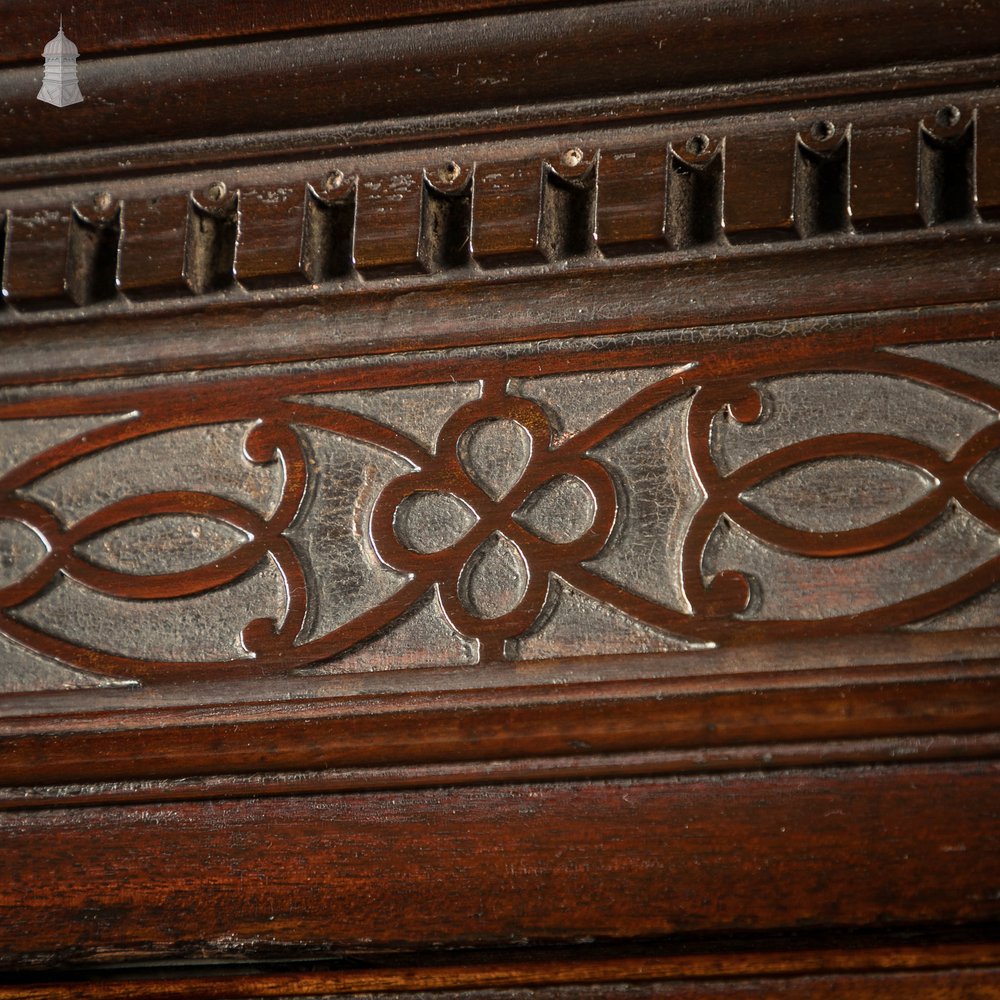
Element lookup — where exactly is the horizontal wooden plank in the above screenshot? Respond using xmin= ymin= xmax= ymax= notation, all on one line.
xmin=323 ymin=970 xmax=999 ymax=999
xmin=6 ymin=67 xmax=1000 ymax=194
xmin=4 ymin=1 xmax=1000 ymax=166
xmin=7 ymin=972 xmax=1000 ymax=1000
xmin=3 ymin=731 xmax=999 ymax=814
xmin=0 ymin=762 xmax=997 ymax=969
xmin=0 ymin=1 xmax=570 ymax=67
xmin=0 ymin=227 xmax=997 ymax=385
xmin=1 ymin=937 xmax=998 ymax=998
xmin=1 ymin=659 xmax=998 ymax=790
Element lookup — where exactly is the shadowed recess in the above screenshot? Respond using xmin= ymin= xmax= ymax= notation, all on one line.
xmin=301 ymin=181 xmax=356 ymax=283
xmin=665 ymin=141 xmax=725 ymax=250
xmin=794 ymin=130 xmax=851 ymax=237
xmin=66 ymin=204 xmax=121 ymax=306
xmin=919 ymin=115 xmax=977 ymax=226
xmin=539 ymin=161 xmax=597 ymax=260
xmin=419 ymin=170 xmax=473 ymax=272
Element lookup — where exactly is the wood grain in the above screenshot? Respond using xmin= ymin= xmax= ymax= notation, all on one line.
xmin=1 ymin=234 xmax=998 ymax=388
xmin=1 ymin=762 xmax=997 ymax=969
xmin=2 ymin=654 xmax=998 ymax=791
xmin=3 ymin=94 xmax=1000 ymax=304
xmin=2 ymin=937 xmax=998 ymax=998
xmin=2 ymin=0 xmax=999 ymax=990
xmin=4 ymin=1 xmax=1000 ymax=166
xmin=0 ymin=0 xmax=573 ymax=66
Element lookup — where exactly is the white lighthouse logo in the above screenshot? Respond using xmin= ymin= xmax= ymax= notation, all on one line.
xmin=37 ymin=18 xmax=83 ymax=107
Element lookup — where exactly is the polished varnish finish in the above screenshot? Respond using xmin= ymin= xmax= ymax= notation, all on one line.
xmin=3 ymin=762 xmax=999 ymax=967
xmin=0 ymin=2 xmax=998 ymax=996
xmin=2 ymin=935 xmax=998 ymax=999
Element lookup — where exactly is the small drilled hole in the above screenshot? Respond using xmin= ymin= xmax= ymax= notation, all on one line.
xmin=562 ymin=147 xmax=584 ymax=168
xmin=205 ymin=181 xmax=227 ymax=202
xmin=936 ymin=104 xmax=961 ymax=128
xmin=810 ymin=120 xmax=835 ymax=141
xmin=440 ymin=161 xmax=462 ymax=183
xmin=323 ymin=169 xmax=345 ymax=193
xmin=685 ymin=133 xmax=710 ymax=156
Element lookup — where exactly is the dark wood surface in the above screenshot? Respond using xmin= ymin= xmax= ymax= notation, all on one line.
xmin=1 ymin=1 xmax=998 ymax=994
xmin=2 ymin=763 xmax=998 ymax=968
xmin=3 ymin=934 xmax=999 ymax=998
xmin=6 ymin=1 xmax=1000 ymax=166
xmin=0 ymin=0 xmax=572 ymax=66
xmin=2 ymin=643 xmax=998 ymax=795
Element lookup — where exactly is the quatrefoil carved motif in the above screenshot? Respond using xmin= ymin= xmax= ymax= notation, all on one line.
xmin=370 ymin=394 xmax=618 ymax=651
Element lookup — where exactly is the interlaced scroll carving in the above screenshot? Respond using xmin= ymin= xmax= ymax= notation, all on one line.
xmin=688 ymin=352 xmax=1000 ymax=636
xmin=1 ymin=339 xmax=998 ymax=684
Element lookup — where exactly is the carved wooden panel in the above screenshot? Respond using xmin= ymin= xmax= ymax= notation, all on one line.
xmin=0 ymin=104 xmax=995 ymax=318
xmin=2 ymin=327 xmax=998 ymax=692
xmin=2 ymin=2 xmax=999 ymax=992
